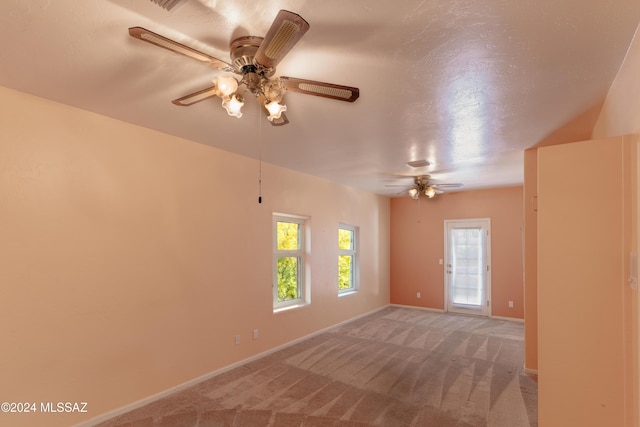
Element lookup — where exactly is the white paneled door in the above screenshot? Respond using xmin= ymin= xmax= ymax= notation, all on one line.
xmin=444 ymin=219 xmax=491 ymax=316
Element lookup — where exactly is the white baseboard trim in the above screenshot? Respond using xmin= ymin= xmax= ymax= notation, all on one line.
xmin=390 ymin=303 xmax=445 ymax=313
xmin=390 ymin=305 xmax=525 ymax=324
xmin=523 ymin=367 xmax=538 ymax=376
xmin=75 ymin=305 xmax=390 ymax=427
xmin=491 ymin=315 xmax=524 ymax=323
xmin=389 ymin=305 xmax=526 ymax=325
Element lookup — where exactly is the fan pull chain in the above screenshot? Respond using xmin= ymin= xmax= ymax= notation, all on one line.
xmin=258 ymin=109 xmax=263 ymax=204
xmin=258 ymin=165 xmax=262 ymax=203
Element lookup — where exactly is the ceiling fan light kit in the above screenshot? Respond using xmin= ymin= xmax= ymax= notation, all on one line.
xmin=403 ymin=175 xmax=462 ymax=200
xmin=212 ymin=74 xmax=238 ymax=98
xmin=128 ymin=9 xmax=360 ymax=126
xmin=221 ymin=94 xmax=244 ymax=118
xmin=265 ymin=100 xmax=287 ymax=121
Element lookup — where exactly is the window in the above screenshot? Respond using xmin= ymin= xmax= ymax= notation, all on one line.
xmin=338 ymin=224 xmax=359 ymax=294
xmin=273 ymin=214 xmax=308 ymax=310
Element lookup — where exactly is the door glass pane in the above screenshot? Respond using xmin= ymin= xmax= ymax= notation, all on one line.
xmin=451 ymin=228 xmax=483 ymax=306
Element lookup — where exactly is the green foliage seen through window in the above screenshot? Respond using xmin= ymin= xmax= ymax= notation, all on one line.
xmin=277 ymin=221 xmax=300 ymax=302
xmin=338 ymin=228 xmax=354 ymax=290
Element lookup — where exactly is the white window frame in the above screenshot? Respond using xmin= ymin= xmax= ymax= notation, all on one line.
xmin=338 ymin=223 xmax=359 ymax=296
xmin=273 ymin=213 xmax=310 ymax=311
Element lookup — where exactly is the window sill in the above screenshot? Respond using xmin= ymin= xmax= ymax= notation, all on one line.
xmin=338 ymin=290 xmax=359 ymax=298
xmin=273 ymin=302 xmax=309 ymax=313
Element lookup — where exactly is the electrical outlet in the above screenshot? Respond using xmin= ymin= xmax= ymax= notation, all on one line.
xmin=235 ymin=335 xmax=240 ymax=345
xmin=417 ymin=292 xmax=421 ymax=299
xmin=253 ymin=329 xmax=259 ymax=340
xmin=508 ymin=301 xmax=514 ymax=308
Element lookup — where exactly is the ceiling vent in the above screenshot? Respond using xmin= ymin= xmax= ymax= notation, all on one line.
xmin=406 ymin=159 xmax=431 ymax=168
xmin=150 ymin=0 xmax=186 ymax=12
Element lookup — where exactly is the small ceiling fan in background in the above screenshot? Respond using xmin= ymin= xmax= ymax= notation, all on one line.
xmin=390 ymin=175 xmax=463 ymax=199
xmin=128 ymin=9 xmax=360 ymax=126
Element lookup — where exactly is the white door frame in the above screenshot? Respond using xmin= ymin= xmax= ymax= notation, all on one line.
xmin=444 ymin=218 xmax=492 ymax=316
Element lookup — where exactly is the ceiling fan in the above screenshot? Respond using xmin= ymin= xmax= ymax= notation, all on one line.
xmin=392 ymin=175 xmax=463 ymax=199
xmin=128 ymin=10 xmax=360 ymax=126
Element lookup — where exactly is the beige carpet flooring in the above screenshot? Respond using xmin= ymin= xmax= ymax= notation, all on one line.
xmin=96 ymin=306 xmax=537 ymax=426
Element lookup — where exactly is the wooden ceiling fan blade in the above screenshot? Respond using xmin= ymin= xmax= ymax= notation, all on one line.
xmin=280 ymin=77 xmax=359 ymax=102
xmin=172 ymin=86 xmax=218 ymax=106
xmin=432 ymin=183 xmax=463 ymax=188
xmin=253 ymin=10 xmax=309 ymax=69
xmin=128 ymin=27 xmax=233 ymax=72
xmin=149 ymin=0 xmax=186 ymax=11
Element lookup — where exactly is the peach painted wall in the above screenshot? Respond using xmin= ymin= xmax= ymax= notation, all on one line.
xmin=523 ymin=149 xmax=538 ymax=372
xmin=537 ymin=135 xmax=636 ymax=427
xmin=0 ymin=86 xmax=390 ymax=427
xmin=390 ymin=186 xmax=524 ymax=319
xmin=591 ymin=22 xmax=640 ymax=427
xmin=523 ymin=24 xmax=640 ymax=379
xmin=592 ymin=24 xmax=640 ymax=139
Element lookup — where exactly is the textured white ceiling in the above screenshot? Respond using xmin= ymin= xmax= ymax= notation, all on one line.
xmin=1 ymin=0 xmax=638 ymax=196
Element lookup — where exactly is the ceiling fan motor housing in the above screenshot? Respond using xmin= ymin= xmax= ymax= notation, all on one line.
xmin=230 ymin=36 xmax=273 ymax=77
xmin=415 ymin=175 xmax=430 ymax=188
